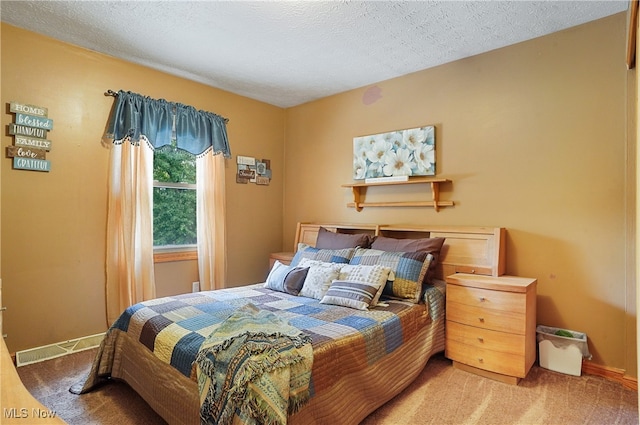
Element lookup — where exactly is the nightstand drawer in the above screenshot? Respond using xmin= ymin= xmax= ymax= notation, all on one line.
xmin=447 ymin=301 xmax=526 ymax=334
xmin=447 ymin=284 xmax=526 ymax=314
xmin=446 ymin=339 xmax=527 ymax=377
xmin=446 ymin=320 xmax=525 ymax=355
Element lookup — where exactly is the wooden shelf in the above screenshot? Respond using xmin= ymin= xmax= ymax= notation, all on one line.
xmin=341 ymin=177 xmax=453 ymax=212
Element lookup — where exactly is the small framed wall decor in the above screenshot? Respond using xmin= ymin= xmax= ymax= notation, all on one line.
xmin=236 ymin=155 xmax=271 ymax=185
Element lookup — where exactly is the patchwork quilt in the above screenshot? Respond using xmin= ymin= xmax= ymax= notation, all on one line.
xmin=75 ymin=281 xmax=445 ymax=422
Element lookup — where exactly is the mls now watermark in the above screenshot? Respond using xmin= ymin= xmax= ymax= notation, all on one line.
xmin=4 ymin=407 xmax=58 ymax=419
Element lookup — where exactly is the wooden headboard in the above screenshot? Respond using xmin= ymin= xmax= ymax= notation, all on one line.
xmin=293 ymin=222 xmax=505 ymax=279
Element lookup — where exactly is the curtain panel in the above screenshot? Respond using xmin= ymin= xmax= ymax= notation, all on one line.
xmin=197 ymin=152 xmax=227 ymax=291
xmin=106 ymin=139 xmax=156 ymax=325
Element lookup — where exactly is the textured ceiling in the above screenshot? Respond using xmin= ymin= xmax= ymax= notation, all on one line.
xmin=0 ymin=1 xmax=629 ymax=108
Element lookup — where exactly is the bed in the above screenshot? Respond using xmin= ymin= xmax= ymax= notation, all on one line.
xmin=72 ymin=222 xmax=505 ymax=425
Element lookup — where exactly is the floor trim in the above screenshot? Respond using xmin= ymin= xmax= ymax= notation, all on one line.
xmin=582 ymin=360 xmax=638 ymax=391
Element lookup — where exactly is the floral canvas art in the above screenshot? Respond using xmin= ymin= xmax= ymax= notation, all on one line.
xmin=353 ymin=125 xmax=435 ymax=180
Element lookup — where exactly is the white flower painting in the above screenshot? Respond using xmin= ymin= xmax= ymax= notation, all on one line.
xmin=353 ymin=125 xmax=435 ymax=179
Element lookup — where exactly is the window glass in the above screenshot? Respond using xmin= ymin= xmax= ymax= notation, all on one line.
xmin=153 ymin=143 xmax=197 ymax=248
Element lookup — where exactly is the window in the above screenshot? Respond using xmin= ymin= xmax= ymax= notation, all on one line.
xmin=153 ymin=143 xmax=197 ymax=251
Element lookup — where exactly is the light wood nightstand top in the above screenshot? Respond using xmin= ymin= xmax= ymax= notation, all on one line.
xmin=446 ymin=273 xmax=536 ymax=293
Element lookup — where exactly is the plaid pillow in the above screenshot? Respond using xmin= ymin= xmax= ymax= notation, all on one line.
xmin=371 ymin=236 xmax=445 ymax=283
xmin=290 ymin=243 xmax=355 ymax=267
xmin=349 ymin=248 xmax=433 ymax=303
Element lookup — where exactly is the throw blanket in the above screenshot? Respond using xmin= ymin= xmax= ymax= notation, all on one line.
xmin=195 ymin=303 xmax=313 ymax=425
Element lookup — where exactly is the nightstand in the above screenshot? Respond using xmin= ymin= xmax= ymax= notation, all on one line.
xmin=445 ymin=273 xmax=537 ymax=385
xmin=269 ymin=252 xmax=295 ymax=269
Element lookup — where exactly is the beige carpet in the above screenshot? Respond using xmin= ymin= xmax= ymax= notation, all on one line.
xmin=362 ymin=354 xmax=638 ymax=425
xmin=16 ymin=349 xmax=638 ymax=425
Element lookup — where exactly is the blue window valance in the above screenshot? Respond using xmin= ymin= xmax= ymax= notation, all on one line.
xmin=105 ymin=90 xmax=231 ymax=158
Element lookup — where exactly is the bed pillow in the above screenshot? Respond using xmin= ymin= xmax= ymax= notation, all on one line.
xmin=263 ymin=260 xmax=309 ymax=295
xmin=297 ymin=259 xmax=343 ymax=300
xmin=315 ymin=227 xmax=373 ymax=249
xmin=320 ymin=280 xmax=381 ymax=310
xmin=371 ymin=236 xmax=445 ymax=282
xmin=320 ymin=264 xmax=392 ymax=310
xmin=349 ymin=248 xmax=433 ymax=303
xmin=289 ymin=243 xmax=355 ymax=267
xmin=371 ymin=235 xmax=445 ymax=256
xmin=335 ymin=263 xmax=392 ymax=308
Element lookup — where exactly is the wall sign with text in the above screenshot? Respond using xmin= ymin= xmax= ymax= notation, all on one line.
xmin=6 ymin=101 xmax=53 ymax=172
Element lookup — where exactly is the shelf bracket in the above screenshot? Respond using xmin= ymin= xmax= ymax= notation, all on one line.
xmin=431 ymin=182 xmax=440 ymax=212
xmin=352 ymin=187 xmax=363 ymax=212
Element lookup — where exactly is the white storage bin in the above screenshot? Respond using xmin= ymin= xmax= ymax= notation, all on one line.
xmin=536 ymin=325 xmax=592 ymax=376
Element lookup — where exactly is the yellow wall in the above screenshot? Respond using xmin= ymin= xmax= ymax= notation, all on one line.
xmin=284 ymin=13 xmax=636 ymax=376
xmin=0 ymin=23 xmax=285 ymax=353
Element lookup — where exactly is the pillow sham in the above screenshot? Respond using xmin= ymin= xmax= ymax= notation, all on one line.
xmin=297 ymin=259 xmax=343 ymax=300
xmin=371 ymin=236 xmax=445 ymax=282
xmin=289 ymin=243 xmax=355 ymax=267
xmin=315 ymin=227 xmax=373 ymax=249
xmin=320 ymin=280 xmax=381 ymax=310
xmin=263 ymin=260 xmax=309 ymax=295
xmin=336 ymin=263 xmax=392 ymax=307
xmin=349 ymin=248 xmax=433 ymax=303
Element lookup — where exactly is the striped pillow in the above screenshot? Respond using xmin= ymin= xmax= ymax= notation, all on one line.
xmin=336 ymin=263 xmax=392 ymax=307
xmin=320 ymin=280 xmax=381 ymax=310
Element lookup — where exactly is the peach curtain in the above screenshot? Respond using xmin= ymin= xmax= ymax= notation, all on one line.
xmin=106 ymin=138 xmax=156 ymax=325
xmin=196 ymin=151 xmax=227 ymax=291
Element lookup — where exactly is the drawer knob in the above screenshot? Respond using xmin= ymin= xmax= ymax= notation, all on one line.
xmin=478 ymin=358 xmax=484 ymax=363
xmin=478 ymin=317 xmax=485 ymax=323
xmin=479 ymin=297 xmax=486 ymax=302
xmin=477 ymin=337 xmax=484 ymax=343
